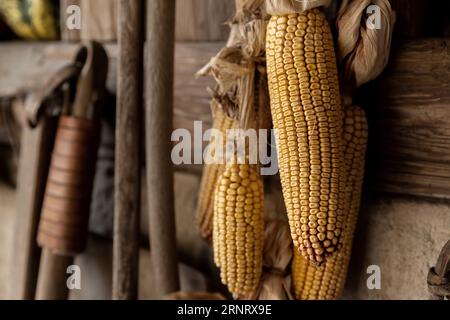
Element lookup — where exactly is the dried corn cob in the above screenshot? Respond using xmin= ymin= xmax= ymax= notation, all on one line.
xmin=292 ymin=105 xmax=368 ymax=300
xmin=196 ymin=107 xmax=235 ymax=239
xmin=266 ymin=8 xmax=346 ymax=265
xmin=213 ymin=162 xmax=264 ymax=296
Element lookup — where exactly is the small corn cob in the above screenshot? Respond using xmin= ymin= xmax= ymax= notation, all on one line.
xmin=292 ymin=105 xmax=368 ymax=300
xmin=196 ymin=108 xmax=235 ymax=239
xmin=213 ymin=162 xmax=264 ymax=296
xmin=266 ymin=8 xmax=346 ymax=264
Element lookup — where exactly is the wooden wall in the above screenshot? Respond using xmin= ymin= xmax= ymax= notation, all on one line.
xmin=57 ymin=0 xmax=450 ymax=201
xmin=175 ymin=0 xmax=234 ymax=41
xmin=60 ymin=0 xmax=233 ymax=42
xmin=40 ymin=0 xmax=450 ymax=42
xmin=389 ymin=0 xmax=450 ymax=38
xmin=367 ymin=39 xmax=450 ymax=199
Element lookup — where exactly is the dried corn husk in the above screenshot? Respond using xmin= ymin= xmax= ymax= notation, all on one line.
xmin=197 ymin=0 xmax=272 ymax=297
xmin=197 ymin=0 xmax=270 ymax=130
xmin=240 ymin=220 xmax=294 ymax=300
xmin=266 ymin=0 xmax=331 ymax=15
xmin=337 ymin=0 xmax=395 ymax=87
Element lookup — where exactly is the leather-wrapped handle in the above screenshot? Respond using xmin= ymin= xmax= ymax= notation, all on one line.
xmin=37 ymin=116 xmax=100 ymax=255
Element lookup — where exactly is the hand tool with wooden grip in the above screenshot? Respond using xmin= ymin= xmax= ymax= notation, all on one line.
xmin=36 ymin=42 xmax=108 ymax=300
xmin=36 ymin=42 xmax=108 ymax=256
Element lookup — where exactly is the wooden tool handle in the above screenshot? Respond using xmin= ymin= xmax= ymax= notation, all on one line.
xmin=37 ymin=116 xmax=99 ymax=255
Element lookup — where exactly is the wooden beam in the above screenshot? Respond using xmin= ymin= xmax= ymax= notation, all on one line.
xmin=113 ymin=0 xmax=143 ymax=300
xmin=145 ymin=0 xmax=180 ymax=297
xmin=370 ymin=39 xmax=450 ymax=199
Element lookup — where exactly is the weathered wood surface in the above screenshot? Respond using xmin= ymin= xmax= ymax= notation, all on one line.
xmin=172 ymin=42 xmax=221 ymax=148
xmin=60 ymin=0 xmax=119 ymax=41
xmin=145 ymin=0 xmax=180 ymax=297
xmin=0 ymin=42 xmax=218 ymax=128
xmin=113 ymin=0 xmax=143 ymax=300
xmin=60 ymin=0 xmax=233 ymax=42
xmin=370 ymin=39 xmax=450 ymax=198
xmin=80 ymin=0 xmax=118 ymax=41
xmin=3 ymin=40 xmax=450 ymax=198
xmin=9 ymin=117 xmax=57 ymax=300
xmin=175 ymin=0 xmax=234 ymax=41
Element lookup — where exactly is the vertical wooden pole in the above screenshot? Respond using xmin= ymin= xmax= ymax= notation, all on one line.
xmin=113 ymin=0 xmax=144 ymax=300
xmin=9 ymin=118 xmax=56 ymax=299
xmin=35 ymin=250 xmax=73 ymax=300
xmin=145 ymin=0 xmax=180 ymax=297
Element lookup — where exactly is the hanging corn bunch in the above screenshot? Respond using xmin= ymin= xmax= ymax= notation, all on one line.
xmin=292 ymin=105 xmax=368 ymax=299
xmin=282 ymin=0 xmax=395 ymax=300
xmin=213 ymin=162 xmax=264 ymax=296
xmin=197 ymin=0 xmax=271 ymax=297
xmin=266 ymin=6 xmax=346 ymax=265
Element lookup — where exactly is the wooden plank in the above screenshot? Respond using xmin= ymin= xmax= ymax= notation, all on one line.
xmin=371 ymin=39 xmax=450 ymax=198
xmin=113 ymin=0 xmax=143 ymax=300
xmin=64 ymin=0 xmax=233 ymax=42
xmin=175 ymin=0 xmax=234 ymax=41
xmin=0 ymin=41 xmax=218 ymax=127
xmin=9 ymin=117 xmax=57 ymax=299
xmin=80 ymin=0 xmax=118 ymax=41
xmin=173 ymin=42 xmax=221 ymax=148
xmin=5 ymin=40 xmax=450 ymax=200
xmin=145 ymin=0 xmax=180 ymax=297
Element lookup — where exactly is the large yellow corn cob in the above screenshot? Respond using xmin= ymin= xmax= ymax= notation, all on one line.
xmin=196 ymin=108 xmax=235 ymax=239
xmin=266 ymin=8 xmax=346 ymax=264
xmin=292 ymin=105 xmax=368 ymax=300
xmin=213 ymin=162 xmax=264 ymax=296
